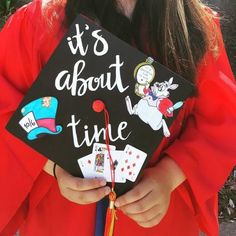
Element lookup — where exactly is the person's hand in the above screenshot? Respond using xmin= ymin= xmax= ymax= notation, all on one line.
xmin=114 ymin=167 xmax=171 ymax=227
xmin=55 ymin=165 xmax=111 ymax=204
xmin=114 ymin=157 xmax=186 ymax=228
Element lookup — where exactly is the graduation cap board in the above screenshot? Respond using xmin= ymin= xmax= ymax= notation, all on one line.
xmin=7 ymin=15 xmax=194 ymax=196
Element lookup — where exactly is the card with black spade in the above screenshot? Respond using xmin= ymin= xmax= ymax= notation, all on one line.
xmin=6 ymin=14 xmax=194 ymax=196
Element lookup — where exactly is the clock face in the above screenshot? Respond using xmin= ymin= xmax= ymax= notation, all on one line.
xmin=135 ymin=64 xmax=155 ymax=85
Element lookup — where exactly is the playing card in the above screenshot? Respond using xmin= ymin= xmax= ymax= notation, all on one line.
xmin=123 ymin=144 xmax=147 ymax=182
xmin=77 ymin=154 xmax=95 ymax=178
xmin=92 ymin=151 xmax=106 ymax=178
xmin=92 ymin=143 xmax=116 ymax=153
xmin=104 ymin=150 xmax=126 ymax=183
xmin=78 ymin=143 xmax=117 ymax=180
xmin=88 ymin=143 xmax=116 ymax=179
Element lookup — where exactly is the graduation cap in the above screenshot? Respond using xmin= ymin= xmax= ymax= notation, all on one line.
xmin=7 ymin=15 xmax=194 ymax=196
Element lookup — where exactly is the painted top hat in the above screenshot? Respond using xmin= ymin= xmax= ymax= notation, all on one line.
xmin=19 ymin=96 xmax=62 ymax=140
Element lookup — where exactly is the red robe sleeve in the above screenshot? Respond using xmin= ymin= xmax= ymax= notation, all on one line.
xmin=0 ymin=1 xmax=55 ymax=234
xmin=164 ymin=18 xmax=236 ymax=234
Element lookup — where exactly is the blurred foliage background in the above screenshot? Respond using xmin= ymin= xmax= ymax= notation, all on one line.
xmin=206 ymin=0 xmax=236 ymax=76
xmin=0 ymin=0 xmax=17 ymax=28
xmin=0 ymin=0 xmax=236 ymax=224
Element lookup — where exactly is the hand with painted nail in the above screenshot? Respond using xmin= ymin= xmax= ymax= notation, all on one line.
xmin=114 ymin=157 xmax=186 ymax=228
xmin=55 ymin=165 xmax=111 ymax=204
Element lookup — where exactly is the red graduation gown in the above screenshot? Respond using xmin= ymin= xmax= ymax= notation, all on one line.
xmin=0 ymin=1 xmax=236 ymax=235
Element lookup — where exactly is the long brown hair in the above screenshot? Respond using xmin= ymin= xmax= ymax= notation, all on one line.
xmin=63 ymin=0 xmax=218 ymax=82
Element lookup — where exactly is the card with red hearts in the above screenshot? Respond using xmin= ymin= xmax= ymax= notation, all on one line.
xmin=78 ymin=143 xmax=147 ymax=183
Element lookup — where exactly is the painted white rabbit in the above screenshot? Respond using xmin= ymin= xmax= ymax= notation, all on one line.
xmin=125 ymin=77 xmax=183 ymax=137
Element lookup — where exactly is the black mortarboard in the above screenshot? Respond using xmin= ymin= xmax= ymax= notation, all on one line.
xmin=7 ymin=15 xmax=194 ymax=196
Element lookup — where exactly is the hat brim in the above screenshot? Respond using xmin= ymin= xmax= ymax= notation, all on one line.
xmin=27 ymin=125 xmax=62 ymax=140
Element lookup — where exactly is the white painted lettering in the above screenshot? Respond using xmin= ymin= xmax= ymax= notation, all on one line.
xmin=92 ymin=30 xmax=109 ymax=56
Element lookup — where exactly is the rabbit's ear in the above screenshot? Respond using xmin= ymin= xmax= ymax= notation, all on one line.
xmin=169 ymin=84 xmax=179 ymax=90
xmin=168 ymin=77 xmax=174 ymax=86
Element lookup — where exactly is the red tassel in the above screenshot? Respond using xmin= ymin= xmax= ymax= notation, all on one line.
xmin=104 ymin=191 xmax=117 ymax=236
xmin=92 ymin=100 xmax=117 ymax=236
